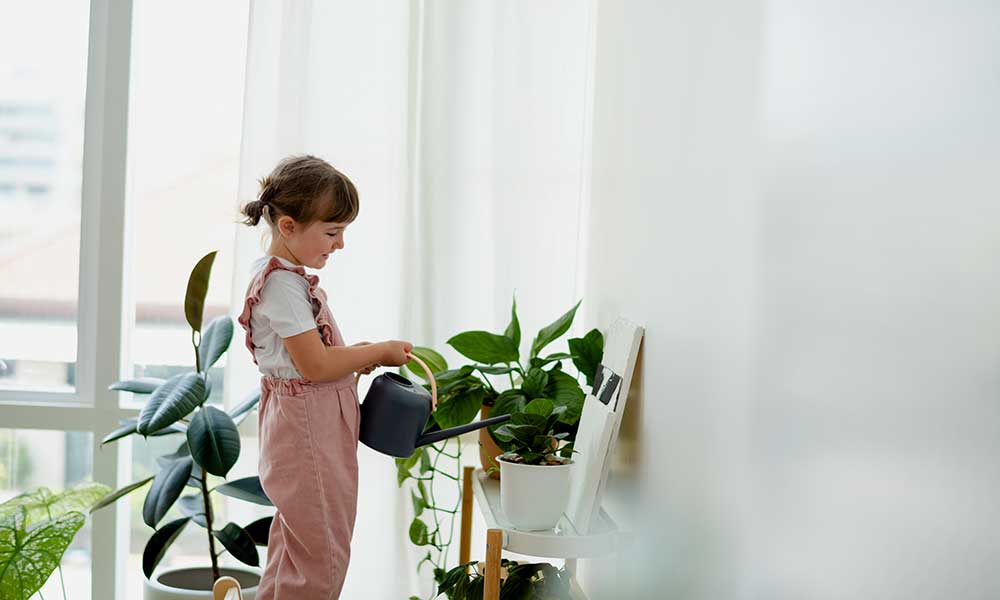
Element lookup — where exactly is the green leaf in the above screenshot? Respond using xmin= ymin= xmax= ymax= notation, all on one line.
xmin=89 ymin=476 xmax=154 ymax=514
xmin=417 ymin=480 xmax=430 ymax=507
xmin=510 ymin=411 xmax=547 ymax=429
xmin=447 ymin=331 xmax=519 ymax=365
xmin=138 ymin=372 xmax=208 ymax=435
xmin=395 ymin=458 xmax=411 ymax=487
xmin=546 ymin=369 xmax=585 ymax=425
xmin=109 ymin=377 xmax=165 ymax=394
xmin=475 ymin=364 xmax=519 ymax=375
xmin=432 ymin=387 xmax=485 ymax=429
xmin=504 ymin=294 xmax=521 ymax=349
xmin=142 ymin=517 xmax=189 ymax=578
xmin=488 ymin=390 xmax=527 ymax=450
xmin=404 ymin=347 xmax=448 ymax=381
xmin=559 ymin=442 xmax=576 ymax=459
xmin=419 ymin=448 xmax=433 ymax=474
xmin=149 ymin=423 xmax=188 ymax=438
xmin=0 ymin=483 xmax=111 ymax=526
xmin=521 ymin=368 xmax=549 ymax=399
xmin=437 ymin=560 xmax=477 ymax=596
xmin=102 ymin=420 xmax=138 ymax=445
xmin=529 ymin=352 xmax=575 ymax=369
xmin=411 ymin=490 xmax=425 ymax=517
xmin=143 ymin=457 xmax=193 ymax=528
xmin=198 ymin=316 xmax=233 ymax=372
xmin=0 ymin=507 xmax=86 ymax=600
xmin=530 ymin=300 xmax=582 ymax=358
xmin=433 ymin=366 xmax=476 ymax=384
xmin=524 ymin=397 xmax=555 ymax=418
xmin=213 ymin=476 xmax=272 ymax=506
xmin=177 ymin=494 xmax=207 ymax=528
xmin=408 ymin=518 xmax=430 ymax=546
xmin=214 ymin=522 xmax=260 ymax=567
xmin=243 ymin=516 xmax=272 ymax=546
xmin=569 ymin=328 xmax=604 ymax=387
xmin=185 ymin=251 xmax=217 ymax=333
xmin=186 ymin=406 xmax=241 ymax=477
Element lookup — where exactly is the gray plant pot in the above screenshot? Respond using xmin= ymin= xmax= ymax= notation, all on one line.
xmin=143 ymin=566 xmax=261 ymax=600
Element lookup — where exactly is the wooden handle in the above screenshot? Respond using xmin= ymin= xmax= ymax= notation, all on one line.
xmin=407 ymin=353 xmax=438 ymax=411
xmin=212 ymin=576 xmax=242 ymax=600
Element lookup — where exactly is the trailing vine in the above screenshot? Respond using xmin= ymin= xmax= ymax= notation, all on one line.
xmin=396 ymin=439 xmax=464 ymax=600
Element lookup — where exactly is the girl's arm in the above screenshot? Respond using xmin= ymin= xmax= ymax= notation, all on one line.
xmin=282 ymin=329 xmax=411 ymax=382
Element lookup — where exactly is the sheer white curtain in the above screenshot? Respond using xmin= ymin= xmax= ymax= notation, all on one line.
xmin=228 ymin=1 xmax=595 ymax=597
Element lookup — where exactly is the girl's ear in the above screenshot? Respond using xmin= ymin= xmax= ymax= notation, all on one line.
xmin=276 ymin=215 xmax=296 ymax=238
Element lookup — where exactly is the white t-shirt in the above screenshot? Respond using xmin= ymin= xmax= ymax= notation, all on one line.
xmin=248 ymin=255 xmax=318 ymax=378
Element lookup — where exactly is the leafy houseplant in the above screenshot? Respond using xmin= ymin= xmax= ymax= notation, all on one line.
xmin=492 ymin=398 xmax=571 ymax=466
xmin=395 ymin=297 xmax=603 ymax=596
xmin=401 ymin=297 xmax=603 ymax=472
xmin=0 ymin=482 xmax=111 ymax=600
xmin=494 ymin=398 xmax=574 ymax=531
xmin=92 ymin=251 xmax=270 ymax=593
xmin=435 ymin=559 xmax=572 ymax=600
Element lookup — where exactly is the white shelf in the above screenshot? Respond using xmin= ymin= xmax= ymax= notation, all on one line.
xmin=470 ymin=468 xmax=630 ymax=559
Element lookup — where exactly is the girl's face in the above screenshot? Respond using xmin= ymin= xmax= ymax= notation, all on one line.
xmin=280 ymin=218 xmax=350 ymax=269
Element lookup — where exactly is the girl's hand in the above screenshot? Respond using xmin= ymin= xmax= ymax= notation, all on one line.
xmin=379 ymin=340 xmax=413 ymax=367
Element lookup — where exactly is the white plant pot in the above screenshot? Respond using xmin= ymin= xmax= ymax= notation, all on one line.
xmin=144 ymin=566 xmax=261 ymax=600
xmin=499 ymin=457 xmax=573 ymax=531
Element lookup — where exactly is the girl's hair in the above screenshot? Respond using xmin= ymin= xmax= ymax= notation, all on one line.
xmin=240 ymin=155 xmax=359 ymax=227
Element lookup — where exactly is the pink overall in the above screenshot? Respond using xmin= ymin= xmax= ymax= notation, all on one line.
xmin=237 ymin=257 xmax=360 ymax=600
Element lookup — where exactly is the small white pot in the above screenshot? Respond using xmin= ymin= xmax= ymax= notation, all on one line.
xmin=144 ymin=566 xmax=261 ymax=600
xmin=499 ymin=457 xmax=573 ymax=531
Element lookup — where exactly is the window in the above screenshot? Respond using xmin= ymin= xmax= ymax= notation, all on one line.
xmin=126 ymin=0 xmax=249 ymax=408
xmin=0 ymin=1 xmax=253 ymax=598
xmin=0 ymin=1 xmax=90 ymax=393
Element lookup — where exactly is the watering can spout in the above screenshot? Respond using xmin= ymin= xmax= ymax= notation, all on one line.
xmin=416 ymin=414 xmax=512 ymax=448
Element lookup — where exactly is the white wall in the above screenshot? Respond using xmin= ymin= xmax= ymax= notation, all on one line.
xmin=580 ymin=0 xmax=1000 ymax=598
xmin=579 ymin=0 xmax=762 ymax=597
xmin=753 ymin=1 xmax=1000 ymax=597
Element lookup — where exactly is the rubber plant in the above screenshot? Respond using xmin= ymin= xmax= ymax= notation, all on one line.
xmin=0 ymin=482 xmax=111 ymax=600
xmin=395 ymin=296 xmax=603 ymax=597
xmin=91 ymin=251 xmax=270 ymax=584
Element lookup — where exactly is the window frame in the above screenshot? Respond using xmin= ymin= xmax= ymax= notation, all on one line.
xmin=0 ymin=1 xmax=136 ymax=598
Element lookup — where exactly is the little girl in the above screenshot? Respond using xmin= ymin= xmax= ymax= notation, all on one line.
xmin=237 ymin=155 xmax=412 ymax=599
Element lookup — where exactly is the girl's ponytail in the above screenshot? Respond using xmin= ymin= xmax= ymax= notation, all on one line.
xmin=240 ymin=176 xmax=278 ymax=226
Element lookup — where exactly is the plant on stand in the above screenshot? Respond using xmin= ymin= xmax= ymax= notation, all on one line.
xmin=493 ymin=398 xmax=574 ymax=531
xmin=91 ymin=251 xmax=271 ymax=598
xmin=395 ymin=296 xmax=603 ymax=597
xmin=402 ymin=297 xmax=603 ymax=476
xmin=436 ymin=559 xmax=573 ymax=600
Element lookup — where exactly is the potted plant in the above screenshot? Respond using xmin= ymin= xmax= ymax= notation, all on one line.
xmin=401 ymin=297 xmax=603 ymax=479
xmin=92 ymin=251 xmax=270 ymax=599
xmin=0 ymin=482 xmax=111 ymax=600
xmin=435 ymin=558 xmax=572 ymax=599
xmin=488 ymin=398 xmax=572 ymax=531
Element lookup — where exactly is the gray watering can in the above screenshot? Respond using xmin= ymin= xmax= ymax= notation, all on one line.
xmin=359 ymin=355 xmax=511 ymax=458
